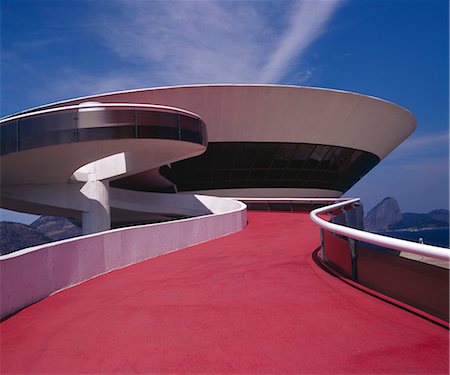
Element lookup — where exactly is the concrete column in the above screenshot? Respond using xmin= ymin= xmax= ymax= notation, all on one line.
xmin=80 ymin=179 xmax=111 ymax=234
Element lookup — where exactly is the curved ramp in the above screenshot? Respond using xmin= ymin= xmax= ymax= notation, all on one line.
xmin=1 ymin=211 xmax=447 ymax=374
xmin=0 ymin=103 xmax=206 ymax=185
xmin=0 ymin=194 xmax=246 ymax=319
xmin=0 ymin=103 xmax=208 ymax=233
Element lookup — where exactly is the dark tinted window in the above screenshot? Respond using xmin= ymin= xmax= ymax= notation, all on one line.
xmin=1 ymin=108 xmax=206 ymax=156
xmin=163 ymin=142 xmax=379 ymax=193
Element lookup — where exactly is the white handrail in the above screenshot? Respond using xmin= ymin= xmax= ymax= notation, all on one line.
xmin=310 ymin=198 xmax=450 ymax=261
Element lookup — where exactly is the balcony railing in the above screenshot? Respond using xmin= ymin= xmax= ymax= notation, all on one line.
xmin=230 ymin=197 xmax=350 ymax=212
xmin=310 ymin=198 xmax=449 ymax=322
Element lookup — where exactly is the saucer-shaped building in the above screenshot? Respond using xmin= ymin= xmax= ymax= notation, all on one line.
xmin=2 ymin=84 xmax=415 ymax=205
xmin=3 ymin=85 xmax=449 ymax=375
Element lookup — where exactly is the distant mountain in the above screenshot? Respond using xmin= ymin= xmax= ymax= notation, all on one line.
xmin=388 ymin=213 xmax=448 ymax=231
xmin=364 ymin=197 xmax=402 ymax=231
xmin=30 ymin=216 xmax=82 ymax=241
xmin=428 ymin=209 xmax=449 ymax=224
xmin=0 ymin=216 xmax=82 ymax=256
xmin=0 ymin=222 xmax=50 ymax=256
xmin=364 ymin=197 xmax=449 ymax=232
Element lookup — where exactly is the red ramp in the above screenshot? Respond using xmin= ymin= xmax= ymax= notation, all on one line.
xmin=1 ymin=212 xmax=448 ymax=374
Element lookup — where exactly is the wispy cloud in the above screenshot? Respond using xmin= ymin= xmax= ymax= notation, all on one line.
xmin=10 ymin=37 xmax=64 ymax=52
xmin=2 ymin=0 xmax=344 ymax=113
xmin=94 ymin=0 xmax=342 ymax=86
xmin=30 ymin=69 xmax=144 ymax=105
xmin=387 ymin=132 xmax=449 ymax=161
xmin=398 ymin=132 xmax=449 ymax=150
xmin=97 ymin=0 xmax=269 ymax=84
xmin=347 ymin=132 xmax=449 ymax=211
xmin=347 ymin=154 xmax=449 ymax=212
xmin=258 ymin=0 xmax=342 ymax=82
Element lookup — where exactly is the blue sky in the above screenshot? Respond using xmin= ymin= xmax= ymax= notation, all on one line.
xmin=1 ymin=0 xmax=448 ymax=223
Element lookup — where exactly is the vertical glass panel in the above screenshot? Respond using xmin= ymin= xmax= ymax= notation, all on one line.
xmin=137 ymin=110 xmax=179 ymax=128
xmin=19 ymin=111 xmax=75 ymax=134
xmin=168 ymin=142 xmax=380 ymax=192
xmin=322 ymin=230 xmax=352 ymax=278
xmin=235 ymin=143 xmax=258 ymax=168
xmin=77 ymin=126 xmax=135 ymax=141
xmin=333 ymin=148 xmax=353 ymax=170
xmin=293 ymin=143 xmax=314 ymax=160
xmin=356 ymin=243 xmax=449 ymax=321
xmin=0 ymin=122 xmax=18 ymax=155
xmin=77 ymin=109 xmax=135 ymax=141
xmin=253 ymin=143 xmax=277 ymax=168
xmin=213 ymin=143 xmax=233 ymax=169
xmin=136 ymin=110 xmax=179 ymax=140
xmin=180 ymin=115 xmax=203 ymax=144
xmin=231 ymin=170 xmax=249 ymax=180
xmin=77 ymin=109 xmax=134 ymax=129
xmin=310 ymin=145 xmax=330 ymax=162
xmin=19 ymin=111 xmax=76 ymax=150
xmin=179 ymin=115 xmax=199 ymax=132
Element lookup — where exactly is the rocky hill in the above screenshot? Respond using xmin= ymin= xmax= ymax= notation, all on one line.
xmin=428 ymin=209 xmax=449 ymax=224
xmin=1 ymin=216 xmax=82 ymax=256
xmin=364 ymin=197 xmax=402 ymax=231
xmin=365 ymin=197 xmax=449 ymax=232
xmin=0 ymin=222 xmax=50 ymax=255
xmin=30 ymin=216 xmax=82 ymax=241
xmin=388 ymin=213 xmax=448 ymax=231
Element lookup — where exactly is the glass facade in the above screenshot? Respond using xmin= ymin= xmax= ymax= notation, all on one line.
xmin=321 ymin=230 xmax=449 ymax=321
xmin=162 ymin=142 xmax=380 ymax=193
xmin=0 ymin=108 xmax=207 ymax=156
xmin=318 ymin=204 xmax=449 ymax=322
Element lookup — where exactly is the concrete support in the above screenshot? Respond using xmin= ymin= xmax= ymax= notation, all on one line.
xmin=1 ymin=180 xmax=111 ymax=235
xmin=80 ymin=179 xmax=111 ymax=234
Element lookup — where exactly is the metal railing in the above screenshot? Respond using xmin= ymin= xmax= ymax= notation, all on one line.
xmin=230 ymin=197 xmax=349 ymax=212
xmin=310 ymin=198 xmax=449 ymax=322
xmin=310 ymin=198 xmax=449 ymax=261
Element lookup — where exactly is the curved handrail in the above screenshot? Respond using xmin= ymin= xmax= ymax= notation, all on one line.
xmin=310 ymin=198 xmax=450 ymax=261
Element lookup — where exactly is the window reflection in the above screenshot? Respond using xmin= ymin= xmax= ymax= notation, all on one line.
xmin=164 ymin=142 xmax=379 ymax=192
xmin=0 ymin=109 xmax=206 ymax=155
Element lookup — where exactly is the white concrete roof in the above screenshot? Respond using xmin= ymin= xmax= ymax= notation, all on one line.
xmin=28 ymin=84 xmax=416 ymax=159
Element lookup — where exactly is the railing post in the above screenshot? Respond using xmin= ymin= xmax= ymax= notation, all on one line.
xmin=320 ymin=228 xmax=325 ymax=260
xmin=349 ymin=238 xmax=358 ymax=281
xmin=344 ymin=208 xmax=351 ymax=228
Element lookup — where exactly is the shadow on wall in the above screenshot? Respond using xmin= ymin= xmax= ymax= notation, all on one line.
xmin=0 ymin=196 xmax=247 ymax=320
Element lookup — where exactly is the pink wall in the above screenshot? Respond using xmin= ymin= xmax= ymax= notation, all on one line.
xmin=1 ymin=204 xmax=247 ymax=319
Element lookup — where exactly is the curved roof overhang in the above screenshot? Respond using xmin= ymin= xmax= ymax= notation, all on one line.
xmin=18 ymin=84 xmax=416 ymax=160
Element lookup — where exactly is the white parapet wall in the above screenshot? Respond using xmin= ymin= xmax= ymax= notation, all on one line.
xmin=0 ymin=195 xmax=247 ymax=319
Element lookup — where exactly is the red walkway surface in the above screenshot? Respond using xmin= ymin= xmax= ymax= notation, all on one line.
xmin=1 ymin=212 xmax=448 ymax=374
